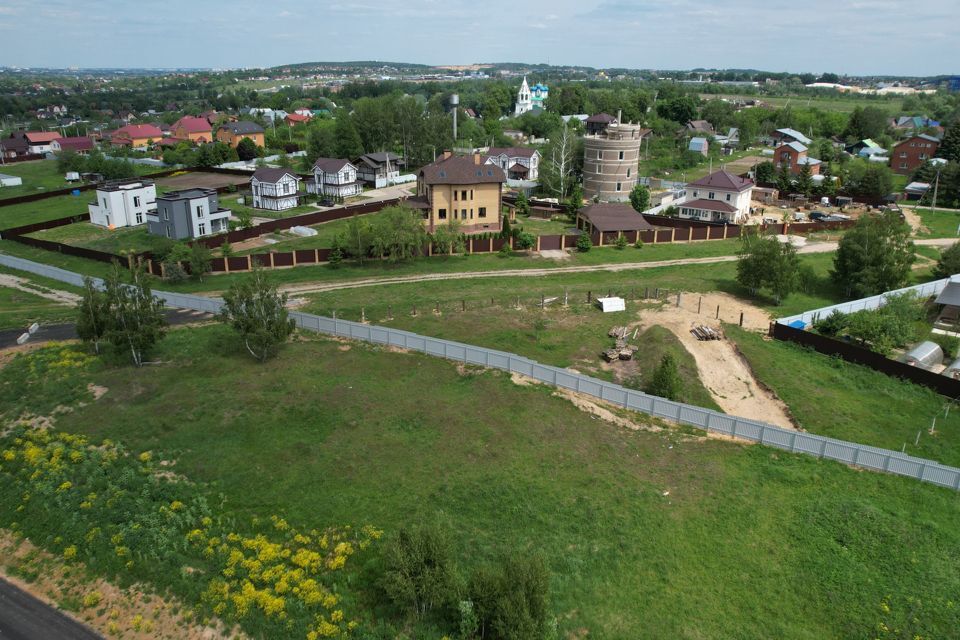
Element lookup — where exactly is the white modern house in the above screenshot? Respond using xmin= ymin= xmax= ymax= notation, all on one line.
xmin=87 ymin=179 xmax=157 ymax=228
xmin=308 ymin=158 xmax=363 ymax=198
xmin=250 ymin=168 xmax=301 ymax=212
xmin=678 ymin=170 xmax=754 ymax=224
xmin=484 ymin=147 xmax=541 ymax=181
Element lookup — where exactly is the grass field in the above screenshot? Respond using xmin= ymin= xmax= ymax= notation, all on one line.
xmin=0 ymin=160 xmax=78 ymax=200
xmin=25 ymin=222 xmax=173 ymax=255
xmin=915 ymin=206 xmax=960 ymax=238
xmin=729 ymin=325 xmax=960 ymax=467
xmin=4 ymin=326 xmax=956 ymax=638
xmin=702 ymin=93 xmax=904 ymax=114
xmin=0 ymin=285 xmax=72 ymax=330
xmin=0 ymin=193 xmax=89 ymax=230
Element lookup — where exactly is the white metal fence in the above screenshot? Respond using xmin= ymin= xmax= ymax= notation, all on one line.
xmin=3 ymin=253 xmax=959 ymax=492
xmin=777 ymin=277 xmax=954 ymax=327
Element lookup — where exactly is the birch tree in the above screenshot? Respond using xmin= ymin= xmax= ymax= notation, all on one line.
xmin=75 ymin=276 xmax=110 ymax=354
xmin=541 ymin=121 xmax=577 ymax=198
xmin=103 ymin=264 xmax=167 ymax=367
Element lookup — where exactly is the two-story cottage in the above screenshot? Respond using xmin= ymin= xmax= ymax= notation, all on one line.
xmin=775 ymin=141 xmax=822 ymax=175
xmin=678 ymin=170 xmax=754 ymax=224
xmin=251 ymin=168 xmax=302 ymax=211
xmin=891 ymin=134 xmax=940 ymax=175
xmin=147 ymin=188 xmax=231 ymax=240
xmin=111 ymin=124 xmax=164 ymax=148
xmin=216 ymin=122 xmax=265 ymax=148
xmin=171 ymin=116 xmax=213 ymax=143
xmin=88 ymin=180 xmax=157 ymax=228
xmin=771 ymin=128 xmax=812 ymax=146
xmin=355 ymin=152 xmax=404 ymax=188
xmin=408 ymin=152 xmax=505 ymax=234
xmin=484 ymin=147 xmax=541 ymax=181
xmin=308 ymin=158 xmax=363 ymax=198
xmin=18 ymin=131 xmax=61 ymax=155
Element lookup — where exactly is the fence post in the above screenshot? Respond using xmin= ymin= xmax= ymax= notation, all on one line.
xmin=789 ymin=432 xmax=797 ymax=452
xmin=917 ymin=461 xmax=927 ymax=480
xmin=819 ymin=439 xmax=827 ymax=458
xmin=731 ymin=418 xmax=739 ymax=437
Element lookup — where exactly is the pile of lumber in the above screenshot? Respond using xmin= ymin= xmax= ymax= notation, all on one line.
xmin=691 ymin=325 xmax=723 ymax=341
xmin=602 ymin=326 xmax=639 ymax=361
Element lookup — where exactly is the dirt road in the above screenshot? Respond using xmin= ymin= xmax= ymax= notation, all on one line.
xmin=0 ymin=274 xmax=80 ymax=305
xmin=633 ymin=293 xmax=796 ymax=429
xmin=276 ymin=238 xmax=955 ymax=297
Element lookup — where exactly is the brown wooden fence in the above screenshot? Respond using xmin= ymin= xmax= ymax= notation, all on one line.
xmin=771 ymin=322 xmax=960 ymax=397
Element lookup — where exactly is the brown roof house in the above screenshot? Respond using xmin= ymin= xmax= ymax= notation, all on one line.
xmin=576 ymin=202 xmax=656 ymax=242
xmin=679 ymin=170 xmax=755 ymax=224
xmin=408 ymin=152 xmax=505 ymax=234
xmin=586 ymin=113 xmax=618 ymax=135
xmin=51 ymin=136 xmax=94 ymax=154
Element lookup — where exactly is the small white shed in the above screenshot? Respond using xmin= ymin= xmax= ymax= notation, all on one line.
xmin=0 ymin=173 xmax=23 ymax=187
xmin=597 ymin=296 xmax=626 ymax=313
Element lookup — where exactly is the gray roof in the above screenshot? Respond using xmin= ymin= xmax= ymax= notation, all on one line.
xmin=688 ymin=137 xmax=708 ymax=151
xmin=313 ymin=157 xmax=354 ymax=173
xmin=252 ymin=168 xmax=300 ymax=183
xmin=358 ymin=151 xmax=402 ymax=167
xmin=159 ymin=188 xmax=216 ymax=200
xmin=781 ymin=140 xmax=808 ymax=153
xmin=936 ymin=282 xmax=960 ymax=307
xmin=775 ymin=128 xmax=812 ymax=145
xmin=219 ymin=121 xmax=264 ymax=135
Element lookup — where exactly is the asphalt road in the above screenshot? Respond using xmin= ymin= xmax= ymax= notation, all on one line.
xmin=0 ymin=308 xmax=213 ymax=350
xmin=0 ymin=578 xmax=102 ymax=640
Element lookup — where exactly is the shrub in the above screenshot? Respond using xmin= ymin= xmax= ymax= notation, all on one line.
xmin=468 ymin=554 xmax=549 ymax=640
xmin=813 ymin=310 xmax=849 ymax=337
xmin=576 ymin=233 xmax=592 ymax=253
xmin=614 ymin=234 xmax=628 ymax=250
xmin=514 ymin=231 xmax=536 ymax=250
xmin=647 ymin=353 xmax=682 ymax=400
xmin=381 ymin=523 xmax=460 ymax=622
xmin=931 ymin=333 xmax=960 ymax=360
xmin=634 ymin=238 xmax=644 ymax=249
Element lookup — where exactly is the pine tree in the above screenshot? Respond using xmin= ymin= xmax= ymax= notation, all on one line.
xmin=939 ymin=122 xmax=960 ymax=164
xmin=647 ymin=353 xmax=682 ymax=401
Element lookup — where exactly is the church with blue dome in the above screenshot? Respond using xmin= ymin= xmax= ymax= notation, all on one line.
xmin=513 ymin=77 xmax=548 ymax=116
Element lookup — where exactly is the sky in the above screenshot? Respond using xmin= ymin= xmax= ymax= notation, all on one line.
xmin=0 ymin=0 xmax=956 ymax=76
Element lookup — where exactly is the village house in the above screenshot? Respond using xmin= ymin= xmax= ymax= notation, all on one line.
xmin=284 ymin=113 xmax=311 ymax=127
xmin=147 ymin=188 xmax=231 ymax=240
xmin=771 ymin=127 xmax=812 ymax=146
xmin=111 ymin=124 xmax=164 ymax=148
xmin=88 ymin=179 xmax=157 ymax=228
xmin=686 ymin=120 xmax=716 ymax=136
xmin=0 ymin=134 xmax=30 ymax=159
xmin=215 ymin=121 xmax=265 ymax=148
xmin=775 ymin=141 xmax=822 ymax=175
xmin=356 ymin=151 xmax=404 ymax=187
xmin=171 ymin=116 xmax=213 ymax=143
xmin=688 ymin=137 xmax=709 ymax=156
xmin=250 ymin=168 xmax=302 ymax=212
xmin=14 ymin=131 xmax=62 ymax=155
xmin=678 ymin=170 xmax=754 ymax=224
xmin=51 ymin=136 xmax=94 ymax=155
xmin=308 ymin=158 xmax=363 ymax=198
xmin=484 ymin=147 xmax=541 ymax=181
xmin=408 ymin=152 xmax=505 ymax=234
xmin=891 ymin=134 xmax=940 ymax=175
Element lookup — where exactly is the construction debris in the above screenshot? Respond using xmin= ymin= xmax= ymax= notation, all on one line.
xmin=602 ymin=326 xmax=639 ymax=361
xmin=691 ymin=325 xmax=723 ymax=341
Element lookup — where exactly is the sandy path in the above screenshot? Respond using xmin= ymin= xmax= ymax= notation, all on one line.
xmin=634 ymin=292 xmax=797 ymax=430
xmin=0 ymin=274 xmax=80 ymax=305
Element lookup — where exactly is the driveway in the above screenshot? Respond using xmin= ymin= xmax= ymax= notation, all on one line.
xmin=0 ymin=577 xmax=102 ymax=640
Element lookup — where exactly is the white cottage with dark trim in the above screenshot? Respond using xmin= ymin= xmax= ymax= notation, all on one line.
xmin=309 ymin=158 xmax=363 ymax=198
xmin=250 ymin=168 xmax=301 ymax=212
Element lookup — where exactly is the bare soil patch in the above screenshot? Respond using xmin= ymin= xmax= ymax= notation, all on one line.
xmin=633 ymin=293 xmax=797 ymax=429
xmin=156 ymin=172 xmax=250 ymax=191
